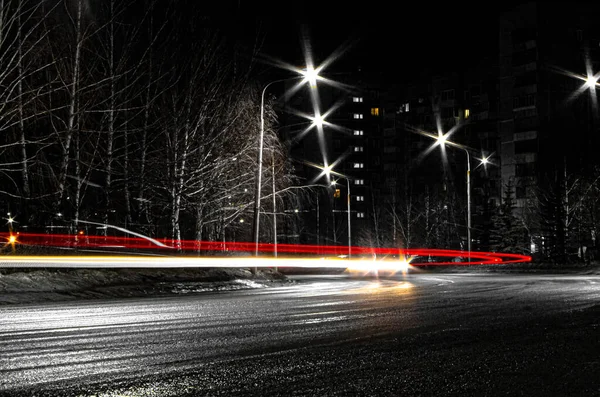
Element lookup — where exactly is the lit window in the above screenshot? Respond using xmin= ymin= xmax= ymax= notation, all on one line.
xmin=353 ymin=163 xmax=364 ymax=169
xmin=353 ymin=130 xmax=364 ymax=136
xmin=354 ymin=146 xmax=364 ymax=152
xmin=353 ymin=97 xmax=363 ymax=102
xmin=404 ymin=102 xmax=410 ymax=112
xmin=354 ymin=179 xmax=364 ymax=185
xmin=353 ymin=113 xmax=363 ymax=119
xmin=357 ymin=212 xmax=365 ymax=218
xmin=356 ymin=196 xmax=365 ymax=202
xmin=465 ymin=109 xmax=470 ymax=119
xmin=371 ymin=108 xmax=380 ymax=116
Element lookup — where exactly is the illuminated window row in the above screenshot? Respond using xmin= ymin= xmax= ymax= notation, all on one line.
xmin=353 ymin=130 xmax=364 ymax=136
xmin=353 ymin=163 xmax=364 ymax=169
xmin=354 ymin=146 xmax=364 ymax=152
xmin=354 ymin=109 xmax=380 ymax=117
xmin=356 ymin=196 xmax=365 ymax=202
xmin=353 ymin=96 xmax=363 ymax=102
xmin=354 ymin=179 xmax=364 ymax=185
xmin=357 ymin=213 xmax=365 ymax=218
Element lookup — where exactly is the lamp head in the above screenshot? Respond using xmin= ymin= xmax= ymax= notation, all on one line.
xmin=302 ymin=66 xmax=320 ymax=88
xmin=436 ymin=133 xmax=447 ymax=146
xmin=585 ymin=74 xmax=598 ymax=89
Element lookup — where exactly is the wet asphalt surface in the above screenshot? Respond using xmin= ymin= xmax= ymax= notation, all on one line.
xmin=1 ymin=272 xmax=600 ymax=396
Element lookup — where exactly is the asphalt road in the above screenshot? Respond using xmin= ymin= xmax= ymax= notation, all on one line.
xmin=1 ymin=272 xmax=600 ymax=396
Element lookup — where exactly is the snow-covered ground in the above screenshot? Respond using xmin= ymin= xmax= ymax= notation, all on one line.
xmin=0 ymin=267 xmax=287 ymax=305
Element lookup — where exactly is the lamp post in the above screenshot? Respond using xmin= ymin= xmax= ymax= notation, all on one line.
xmin=466 ymin=148 xmax=471 ymax=261
xmin=322 ymin=166 xmax=352 ymax=259
xmin=300 ymin=160 xmax=353 ymax=258
xmin=433 ymin=134 xmax=493 ymax=262
xmin=331 ymin=177 xmax=352 ymax=259
xmin=252 ymin=68 xmax=321 ymax=260
xmin=434 ymin=134 xmax=472 ymax=261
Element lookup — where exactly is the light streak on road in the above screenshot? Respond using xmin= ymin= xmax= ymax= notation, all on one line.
xmin=0 ymin=255 xmax=353 ymax=269
xmin=0 ymin=231 xmax=532 ymax=270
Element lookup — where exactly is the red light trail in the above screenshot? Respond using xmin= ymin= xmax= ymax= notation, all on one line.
xmin=1 ymin=232 xmax=531 ymax=266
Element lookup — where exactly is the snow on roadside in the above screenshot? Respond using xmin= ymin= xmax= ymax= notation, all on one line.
xmin=0 ymin=267 xmax=285 ymax=305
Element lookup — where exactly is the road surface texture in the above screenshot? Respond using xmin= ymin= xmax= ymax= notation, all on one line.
xmin=1 ymin=272 xmax=599 ymax=396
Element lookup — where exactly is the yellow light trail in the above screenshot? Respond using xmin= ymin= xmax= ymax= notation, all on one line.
xmin=0 ymin=255 xmax=403 ymax=270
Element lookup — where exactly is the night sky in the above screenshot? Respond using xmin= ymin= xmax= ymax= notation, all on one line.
xmin=220 ymin=2 xmax=532 ymax=82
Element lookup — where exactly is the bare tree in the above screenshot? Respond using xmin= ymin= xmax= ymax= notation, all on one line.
xmin=0 ymin=0 xmax=55 ymax=205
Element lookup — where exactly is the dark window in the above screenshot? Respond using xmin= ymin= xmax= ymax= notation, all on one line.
xmin=441 ymin=107 xmax=454 ymax=118
xmin=484 ymin=137 xmax=498 ymax=153
xmin=512 ymin=49 xmax=537 ymax=66
xmin=515 ymin=139 xmax=537 ymax=154
xmin=514 ymin=71 xmax=537 ymax=87
xmin=514 ymin=94 xmax=535 ymax=108
xmin=516 ymin=184 xmax=527 ymax=199
xmin=515 ymin=162 xmax=536 ymax=177
xmin=441 ymin=89 xmax=455 ymax=101
xmin=512 ymin=27 xmax=536 ymax=44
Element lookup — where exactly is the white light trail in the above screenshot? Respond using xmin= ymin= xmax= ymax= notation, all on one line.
xmin=0 ymin=256 xmax=412 ymax=270
xmin=76 ymin=220 xmax=169 ymax=247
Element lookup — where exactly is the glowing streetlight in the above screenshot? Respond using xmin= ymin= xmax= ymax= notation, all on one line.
xmin=301 ymin=66 xmax=321 ymax=88
xmin=436 ymin=132 xmax=447 ymax=146
xmin=431 ymin=134 xmax=473 ymax=261
xmin=311 ymin=113 xmax=326 ymax=129
xmin=584 ymin=74 xmax=599 ymax=89
xmin=252 ymin=69 xmax=322 ymax=259
xmin=429 ymin=141 xmax=493 ymax=261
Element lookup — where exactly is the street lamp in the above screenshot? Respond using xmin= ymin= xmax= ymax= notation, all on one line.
xmin=431 ymin=134 xmax=494 ymax=261
xmin=306 ymin=161 xmax=353 ymax=259
xmin=584 ymin=74 xmax=599 ymax=89
xmin=252 ymin=68 xmax=322 ymax=258
xmin=433 ymin=134 xmax=473 ymax=261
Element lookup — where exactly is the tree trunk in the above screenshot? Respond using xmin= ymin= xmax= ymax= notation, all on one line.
xmin=138 ymin=11 xmax=153 ymax=223
xmin=56 ymin=0 xmax=83 ymax=211
xmin=17 ymin=1 xmax=30 ymax=198
xmin=103 ymin=0 xmax=115 ymax=235
xmin=195 ymin=205 xmax=204 ymax=253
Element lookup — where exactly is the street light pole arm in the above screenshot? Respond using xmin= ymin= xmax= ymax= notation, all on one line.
xmin=252 ymin=77 xmax=303 ymax=258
